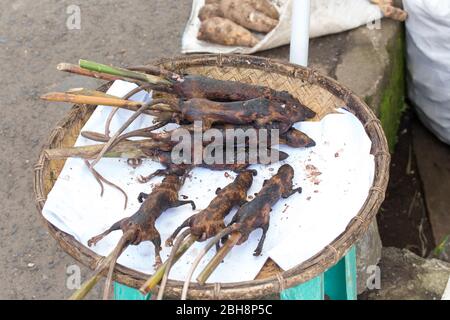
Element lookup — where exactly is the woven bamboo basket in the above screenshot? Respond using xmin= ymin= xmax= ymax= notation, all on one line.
xmin=33 ymin=54 xmax=390 ymax=299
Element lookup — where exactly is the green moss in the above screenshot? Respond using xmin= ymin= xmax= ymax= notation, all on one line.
xmin=378 ymin=27 xmax=406 ymax=152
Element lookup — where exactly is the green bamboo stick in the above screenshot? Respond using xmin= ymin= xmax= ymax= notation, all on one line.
xmin=79 ymin=60 xmax=171 ymax=86
xmin=57 ymin=63 xmax=122 ymax=82
xmin=196 ymin=232 xmax=242 ymax=285
xmin=68 ymin=274 xmax=102 ymax=300
xmin=68 ymin=230 xmax=134 ymax=300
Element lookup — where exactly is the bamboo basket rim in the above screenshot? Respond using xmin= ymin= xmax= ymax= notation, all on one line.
xmin=33 ymin=54 xmax=390 ymax=299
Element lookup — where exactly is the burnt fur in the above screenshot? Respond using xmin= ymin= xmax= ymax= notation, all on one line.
xmin=87 ymin=174 xmax=195 ymax=265
xmin=166 ymin=170 xmax=255 ymax=245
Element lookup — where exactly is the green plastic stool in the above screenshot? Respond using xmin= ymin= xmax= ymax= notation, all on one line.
xmin=114 ymin=246 xmax=357 ymax=300
xmin=281 ymin=246 xmax=357 ymax=300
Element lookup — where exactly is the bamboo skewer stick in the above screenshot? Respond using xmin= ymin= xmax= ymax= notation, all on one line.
xmin=128 ymin=65 xmax=180 ymax=81
xmin=157 ymin=229 xmax=192 ymax=300
xmin=88 ymin=100 xmax=172 ymax=167
xmin=66 ymin=88 xmax=122 ymax=99
xmin=181 ymin=227 xmax=239 ymax=300
xmin=57 ymin=63 xmax=123 ymax=82
xmin=44 ymin=139 xmax=170 ymax=160
xmin=98 ymin=120 xmax=169 ymax=153
xmin=57 ymin=63 xmax=173 ymax=96
xmin=81 ymin=120 xmax=169 ymax=144
xmin=79 ymin=59 xmax=172 ymax=86
xmin=104 ymin=83 xmax=154 ymax=137
xmin=102 ymin=231 xmax=134 ymax=300
xmin=196 ymin=232 xmax=242 ymax=285
xmin=68 ymin=274 xmax=102 ymax=300
xmin=41 ymin=92 xmax=143 ymax=108
xmin=80 ymin=131 xmax=111 ymax=142
xmin=68 ymin=230 xmax=134 ymax=300
xmin=139 ymin=234 xmax=198 ymax=295
xmin=40 ymin=92 xmax=174 ymax=115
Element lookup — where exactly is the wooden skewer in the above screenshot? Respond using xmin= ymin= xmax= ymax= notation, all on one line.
xmin=139 ymin=234 xmax=198 ymax=295
xmin=44 ymin=139 xmax=170 ymax=160
xmin=57 ymin=63 xmax=123 ymax=82
xmin=68 ymin=230 xmax=134 ymax=300
xmin=41 ymin=92 xmax=143 ymax=109
xmin=40 ymin=92 xmax=174 ymax=115
xmin=66 ymin=88 xmax=123 ymax=99
xmin=79 ymin=59 xmax=172 ymax=86
xmin=196 ymin=232 xmax=242 ymax=285
xmin=181 ymin=227 xmax=239 ymax=300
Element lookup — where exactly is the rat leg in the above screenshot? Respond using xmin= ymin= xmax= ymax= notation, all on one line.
xmin=282 ymin=186 xmax=302 ymax=199
xmin=166 ymin=217 xmax=193 ymax=247
xmin=152 ymin=233 xmax=163 ymax=268
xmin=174 ymin=199 xmax=196 ymax=210
xmin=222 ymin=213 xmax=240 ymax=244
xmin=137 ymin=192 xmax=149 ymax=203
xmin=88 ymin=218 xmax=126 ymax=247
xmin=253 ymin=225 xmax=269 ymax=256
xmin=228 ymin=211 xmax=240 ymax=226
xmin=138 ymin=169 xmax=167 ymax=184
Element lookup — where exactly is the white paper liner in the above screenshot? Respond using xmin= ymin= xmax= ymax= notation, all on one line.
xmin=42 ymin=80 xmax=374 ymax=283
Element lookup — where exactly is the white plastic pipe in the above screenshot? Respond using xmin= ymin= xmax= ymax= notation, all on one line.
xmin=289 ymin=0 xmax=311 ymax=67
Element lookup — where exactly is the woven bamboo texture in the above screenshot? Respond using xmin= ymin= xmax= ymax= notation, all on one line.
xmin=34 ymin=54 xmax=390 ymax=299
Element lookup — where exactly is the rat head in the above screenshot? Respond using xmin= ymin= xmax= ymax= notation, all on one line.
xmin=285 ymin=101 xmax=316 ymax=122
xmin=277 ymin=164 xmax=295 ymax=183
xmin=124 ymin=215 xmax=162 ymax=250
xmin=283 ymin=129 xmax=316 ymax=148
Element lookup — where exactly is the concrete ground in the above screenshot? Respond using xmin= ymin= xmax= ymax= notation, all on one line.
xmin=0 ymin=0 xmax=196 ymax=300
xmin=0 ymin=0 xmax=404 ymax=299
xmin=363 ymin=247 xmax=450 ymax=300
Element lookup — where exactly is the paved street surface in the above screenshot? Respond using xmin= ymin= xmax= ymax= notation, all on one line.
xmin=0 ymin=0 xmax=194 ymax=299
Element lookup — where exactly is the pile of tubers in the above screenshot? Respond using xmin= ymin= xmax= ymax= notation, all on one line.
xmin=198 ymin=0 xmax=280 ymax=47
xmin=41 ymin=59 xmax=314 ymax=299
